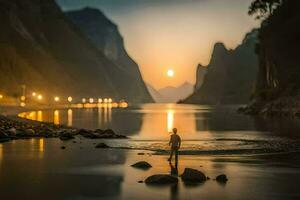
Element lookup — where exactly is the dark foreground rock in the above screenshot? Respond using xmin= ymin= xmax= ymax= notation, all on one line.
xmin=131 ymin=161 xmax=152 ymax=169
xmin=216 ymin=174 xmax=228 ymax=182
xmin=181 ymin=168 xmax=207 ymax=183
xmin=145 ymin=174 xmax=178 ymax=185
xmin=95 ymin=143 xmax=110 ymax=148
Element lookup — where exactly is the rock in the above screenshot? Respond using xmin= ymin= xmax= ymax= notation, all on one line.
xmin=77 ymin=129 xmax=93 ymax=137
xmin=6 ymin=127 xmax=17 ymax=136
xmin=25 ymin=129 xmax=35 ymax=136
xmin=137 ymin=152 xmax=145 ymax=155
xmin=131 ymin=161 xmax=152 ymax=169
xmin=216 ymin=174 xmax=228 ymax=182
xmin=145 ymin=174 xmax=178 ymax=185
xmin=95 ymin=143 xmax=110 ymax=148
xmin=181 ymin=168 xmax=207 ymax=183
xmin=61 ymin=146 xmax=66 ymax=149
xmin=94 ymin=129 xmax=103 ymax=134
xmin=59 ymin=131 xmax=75 ymax=141
xmin=103 ymin=129 xmax=116 ymax=135
xmin=138 ymin=180 xmax=144 ymax=183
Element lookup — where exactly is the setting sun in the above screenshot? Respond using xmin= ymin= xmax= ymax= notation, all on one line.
xmin=167 ymin=69 xmax=174 ymax=77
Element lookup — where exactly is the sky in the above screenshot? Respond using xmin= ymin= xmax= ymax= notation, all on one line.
xmin=57 ymin=0 xmax=259 ymax=89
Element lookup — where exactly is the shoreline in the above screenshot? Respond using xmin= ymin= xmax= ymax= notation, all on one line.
xmin=0 ymin=105 xmax=128 ymax=144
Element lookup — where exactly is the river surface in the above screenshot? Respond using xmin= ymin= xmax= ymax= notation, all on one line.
xmin=1 ymin=104 xmax=300 ymax=200
xmin=17 ymin=103 xmax=300 ymax=155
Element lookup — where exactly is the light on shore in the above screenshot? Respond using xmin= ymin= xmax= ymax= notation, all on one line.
xmin=37 ymin=95 xmax=43 ymax=100
xmin=68 ymin=96 xmax=73 ymax=103
xmin=89 ymin=98 xmax=94 ymax=103
xmin=104 ymin=98 xmax=108 ymax=103
xmin=32 ymin=92 xmax=36 ymax=97
xmin=0 ymin=94 xmax=3 ymax=99
xmin=98 ymin=98 xmax=103 ymax=103
xmin=54 ymin=96 xmax=60 ymax=102
xmin=108 ymin=98 xmax=113 ymax=103
xmin=82 ymin=98 xmax=86 ymax=103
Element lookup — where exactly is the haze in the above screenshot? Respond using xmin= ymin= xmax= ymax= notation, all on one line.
xmin=57 ymin=0 xmax=259 ymax=89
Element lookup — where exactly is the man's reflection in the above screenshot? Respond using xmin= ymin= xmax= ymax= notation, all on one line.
xmin=169 ymin=161 xmax=179 ymax=200
xmin=169 ymin=161 xmax=178 ymax=176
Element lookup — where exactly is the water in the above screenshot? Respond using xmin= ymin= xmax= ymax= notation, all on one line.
xmin=2 ymin=104 xmax=300 ymax=199
xmin=18 ymin=104 xmax=300 ymax=155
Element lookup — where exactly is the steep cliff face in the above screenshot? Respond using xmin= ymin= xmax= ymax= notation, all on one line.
xmin=244 ymin=0 xmax=300 ymax=116
xmin=0 ymin=0 xmax=152 ymax=103
xmin=66 ymin=8 xmax=153 ymax=103
xmin=194 ymin=64 xmax=207 ymax=91
xmin=182 ymin=29 xmax=258 ymax=104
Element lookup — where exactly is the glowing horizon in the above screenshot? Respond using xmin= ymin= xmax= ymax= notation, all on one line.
xmin=58 ymin=0 xmax=259 ymax=89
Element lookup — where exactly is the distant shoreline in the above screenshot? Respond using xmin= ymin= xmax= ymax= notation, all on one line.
xmin=0 ymin=105 xmax=127 ymax=144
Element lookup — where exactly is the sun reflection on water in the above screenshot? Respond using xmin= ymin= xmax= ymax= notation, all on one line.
xmin=167 ymin=109 xmax=174 ymax=132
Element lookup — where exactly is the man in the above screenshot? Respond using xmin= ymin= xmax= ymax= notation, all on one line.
xmin=168 ymin=128 xmax=181 ymax=163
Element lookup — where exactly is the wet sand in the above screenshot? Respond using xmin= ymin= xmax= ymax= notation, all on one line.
xmin=1 ymin=138 xmax=300 ymax=200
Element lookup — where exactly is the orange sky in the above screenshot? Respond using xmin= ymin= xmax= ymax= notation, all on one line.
xmin=59 ymin=0 xmax=259 ymax=89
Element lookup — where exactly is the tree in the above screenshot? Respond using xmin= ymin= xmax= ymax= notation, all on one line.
xmin=248 ymin=0 xmax=282 ymax=19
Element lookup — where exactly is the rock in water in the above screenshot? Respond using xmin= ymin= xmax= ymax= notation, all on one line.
xmin=181 ymin=168 xmax=207 ymax=183
xmin=95 ymin=143 xmax=110 ymax=148
xmin=216 ymin=174 xmax=228 ymax=182
xmin=145 ymin=174 xmax=178 ymax=185
xmin=131 ymin=161 xmax=152 ymax=169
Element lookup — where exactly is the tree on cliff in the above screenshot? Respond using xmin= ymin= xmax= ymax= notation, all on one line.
xmin=248 ymin=0 xmax=282 ymax=19
xmin=244 ymin=0 xmax=300 ymax=116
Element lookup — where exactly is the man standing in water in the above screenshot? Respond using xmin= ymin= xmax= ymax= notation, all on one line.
xmin=168 ymin=128 xmax=181 ymax=164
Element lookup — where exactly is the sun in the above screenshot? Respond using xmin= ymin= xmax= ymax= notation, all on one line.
xmin=167 ymin=69 xmax=174 ymax=77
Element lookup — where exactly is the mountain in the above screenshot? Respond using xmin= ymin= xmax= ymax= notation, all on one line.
xmin=146 ymin=84 xmax=164 ymax=103
xmin=194 ymin=64 xmax=207 ymax=91
xmin=243 ymin=0 xmax=300 ymax=116
xmin=66 ymin=8 xmax=153 ymax=103
xmin=0 ymin=0 xmax=152 ymax=103
xmin=182 ymin=29 xmax=258 ymax=105
xmin=157 ymin=82 xmax=194 ymax=103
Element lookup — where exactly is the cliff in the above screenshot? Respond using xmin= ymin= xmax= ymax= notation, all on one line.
xmin=0 ymin=0 xmax=152 ymax=103
xmin=66 ymin=8 xmax=153 ymax=103
xmin=243 ymin=0 xmax=300 ymax=116
xmin=194 ymin=64 xmax=207 ymax=91
xmin=182 ymin=29 xmax=258 ymax=104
